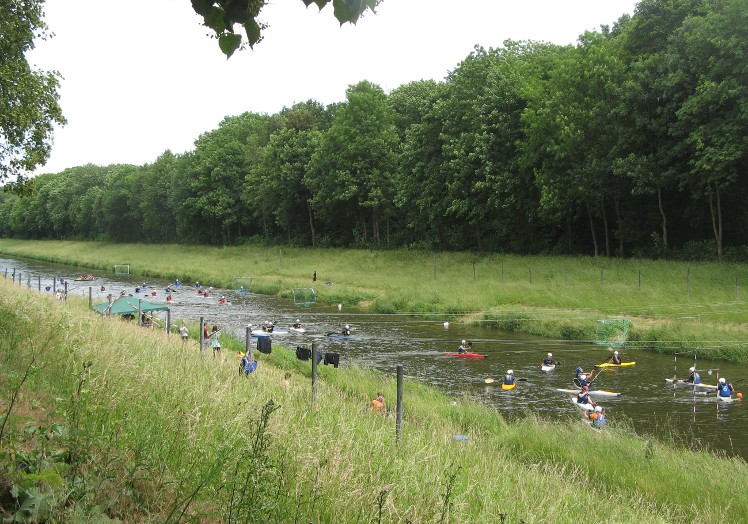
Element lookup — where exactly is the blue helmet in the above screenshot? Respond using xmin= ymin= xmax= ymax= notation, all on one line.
xmin=576 ymin=367 xmax=582 ymax=373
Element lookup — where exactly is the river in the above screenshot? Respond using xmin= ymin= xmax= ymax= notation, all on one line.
xmin=3 ymin=256 xmax=747 ymax=460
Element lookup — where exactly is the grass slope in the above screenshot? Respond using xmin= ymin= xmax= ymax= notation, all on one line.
xmin=1 ymin=280 xmax=747 ymax=522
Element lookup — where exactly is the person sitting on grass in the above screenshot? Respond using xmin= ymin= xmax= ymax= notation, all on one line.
xmin=370 ymin=392 xmax=385 ymax=414
xmin=587 ymin=405 xmax=606 ymax=428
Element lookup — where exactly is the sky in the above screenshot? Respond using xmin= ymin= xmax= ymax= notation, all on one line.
xmin=27 ymin=0 xmax=639 ymax=176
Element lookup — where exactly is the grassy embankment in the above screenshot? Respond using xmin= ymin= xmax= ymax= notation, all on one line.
xmin=1 ymin=279 xmax=747 ymax=522
xmin=1 ymin=239 xmax=748 ymax=362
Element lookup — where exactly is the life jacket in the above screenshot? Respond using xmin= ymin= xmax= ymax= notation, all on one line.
xmin=578 ymin=392 xmax=590 ymax=404
xmin=593 ymin=413 xmax=606 ymax=428
xmin=504 ymin=375 xmax=515 ymax=385
xmin=543 ymin=358 xmax=554 ymax=365
xmin=718 ymin=383 xmax=732 ymax=397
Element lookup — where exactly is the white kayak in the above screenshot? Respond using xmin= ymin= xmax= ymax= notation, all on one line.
xmin=251 ymin=329 xmax=289 ymax=337
xmin=571 ymin=397 xmax=595 ymax=412
xmin=715 ymin=395 xmax=741 ymax=403
xmin=541 ymin=364 xmax=556 ymax=372
xmin=665 ymin=378 xmax=718 ymax=391
xmin=289 ymin=327 xmax=306 ymax=334
xmin=557 ymin=388 xmax=621 ymax=398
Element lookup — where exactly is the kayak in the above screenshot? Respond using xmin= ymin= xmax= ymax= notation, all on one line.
xmin=715 ymin=395 xmax=741 ymax=403
xmin=665 ymin=378 xmax=718 ymax=391
xmin=501 ymin=382 xmax=517 ymax=390
xmin=327 ymin=333 xmax=360 ymax=340
xmin=289 ymin=327 xmax=306 ymax=334
xmin=571 ymin=397 xmax=595 ymax=412
xmin=556 ymin=388 xmax=621 ymax=398
xmin=596 ymin=361 xmax=636 ymax=368
xmin=251 ymin=329 xmax=289 ymax=337
xmin=442 ymin=352 xmax=486 ymax=358
xmin=541 ymin=364 xmax=556 ymax=372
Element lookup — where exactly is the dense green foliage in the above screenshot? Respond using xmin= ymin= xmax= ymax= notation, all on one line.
xmin=0 ymin=0 xmax=65 ymax=181
xmin=2 ymin=0 xmax=748 ymax=260
xmin=2 ymin=281 xmax=747 ymax=522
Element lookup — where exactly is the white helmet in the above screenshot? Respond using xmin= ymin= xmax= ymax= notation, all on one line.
xmin=547 ymin=353 xmax=552 ymax=357
xmin=689 ymin=367 xmax=695 ymax=372
xmin=462 ymin=340 xmax=467 ymax=345
xmin=580 ymin=374 xmax=587 ymax=380
xmin=507 ymin=370 xmax=513 ymax=375
xmin=595 ymin=406 xmax=602 ymax=412
xmin=296 ymin=319 xmax=300 ymax=323
xmin=719 ymin=377 xmax=726 ymax=384
xmin=345 ymin=324 xmax=350 ymax=329
xmin=614 ymin=351 xmax=619 ymax=355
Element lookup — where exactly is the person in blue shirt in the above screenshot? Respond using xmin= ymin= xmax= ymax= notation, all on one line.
xmin=502 ymin=369 xmax=515 ymax=386
xmin=543 ymin=352 xmax=554 ymax=365
xmin=587 ymin=405 xmax=606 ymax=428
xmin=685 ymin=366 xmax=701 ymax=384
xmin=717 ymin=377 xmax=734 ymax=398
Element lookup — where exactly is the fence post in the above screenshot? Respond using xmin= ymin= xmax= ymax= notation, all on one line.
xmin=501 ymin=261 xmax=504 ymax=283
xmin=88 ymin=287 xmax=92 ymax=309
xmin=311 ymin=341 xmax=318 ymax=405
xmin=396 ymin=365 xmax=403 ymax=444
xmin=166 ymin=310 xmax=171 ymax=334
xmin=37 ymin=275 xmax=41 ymax=292
xmin=199 ymin=316 xmax=205 ymax=354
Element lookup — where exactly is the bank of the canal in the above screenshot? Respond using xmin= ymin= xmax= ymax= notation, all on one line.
xmin=3 ymin=254 xmax=748 ymax=461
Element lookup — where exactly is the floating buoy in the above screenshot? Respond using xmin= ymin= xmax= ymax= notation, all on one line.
xmin=738 ymin=392 xmax=743 ymax=399
xmin=443 ymin=321 xmax=449 ymax=329
xmin=338 ymin=304 xmax=342 ymax=311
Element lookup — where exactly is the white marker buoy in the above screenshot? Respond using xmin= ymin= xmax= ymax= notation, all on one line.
xmin=443 ymin=321 xmax=449 ymax=329
xmin=338 ymin=304 xmax=342 ymax=311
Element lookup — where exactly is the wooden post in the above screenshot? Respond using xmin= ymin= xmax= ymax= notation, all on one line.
xmin=37 ymin=275 xmax=41 ymax=292
xmin=166 ymin=310 xmax=171 ymax=334
xmin=199 ymin=316 xmax=205 ymax=354
xmin=311 ymin=341 xmax=318 ymax=405
xmin=64 ymin=281 xmax=68 ymax=301
xmin=396 ymin=365 xmax=403 ymax=444
xmin=88 ymin=287 xmax=92 ymax=309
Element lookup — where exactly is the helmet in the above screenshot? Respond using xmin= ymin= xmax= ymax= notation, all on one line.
xmin=507 ymin=370 xmax=513 ymax=375
xmin=719 ymin=378 xmax=726 ymax=384
xmin=547 ymin=353 xmax=552 ymax=357
xmin=576 ymin=367 xmax=582 ymax=373
xmin=580 ymin=374 xmax=587 ymax=380
xmin=345 ymin=324 xmax=350 ymax=329
xmin=462 ymin=340 xmax=467 ymax=345
xmin=614 ymin=351 xmax=618 ymax=355
xmin=296 ymin=319 xmax=300 ymax=323
xmin=595 ymin=406 xmax=602 ymax=412
xmin=582 ymin=385 xmax=590 ymax=391
xmin=689 ymin=367 xmax=695 ymax=372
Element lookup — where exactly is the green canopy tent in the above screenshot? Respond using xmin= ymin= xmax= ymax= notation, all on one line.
xmin=92 ymin=295 xmax=169 ymax=318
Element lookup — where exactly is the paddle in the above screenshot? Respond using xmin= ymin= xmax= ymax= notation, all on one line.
xmin=594 ymin=353 xmax=615 ymax=368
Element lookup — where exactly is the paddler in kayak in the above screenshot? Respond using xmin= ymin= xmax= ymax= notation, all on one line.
xmin=341 ymin=324 xmax=351 ymax=336
xmin=577 ymin=385 xmax=595 ymax=407
xmin=577 ymin=373 xmax=592 ymax=388
xmin=611 ymin=351 xmax=622 ymax=365
xmin=458 ymin=340 xmax=468 ymax=354
xmin=543 ymin=353 xmax=554 ymax=365
xmin=685 ymin=366 xmax=701 ymax=384
xmin=717 ymin=377 xmax=734 ymax=399
xmin=502 ymin=370 xmax=516 ymax=387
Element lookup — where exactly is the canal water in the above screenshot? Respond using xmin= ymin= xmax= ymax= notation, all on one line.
xmin=3 ymin=257 xmax=747 ymax=460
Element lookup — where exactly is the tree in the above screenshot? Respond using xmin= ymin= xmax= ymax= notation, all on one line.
xmin=0 ymin=0 xmax=65 ymax=181
xmin=191 ymin=0 xmax=382 ymax=58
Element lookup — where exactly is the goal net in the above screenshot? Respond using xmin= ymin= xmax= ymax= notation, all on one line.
xmin=114 ymin=264 xmax=130 ymax=275
xmin=232 ymin=276 xmax=252 ymax=293
xmin=293 ymin=288 xmax=316 ymax=307
xmin=595 ymin=318 xmax=631 ymax=348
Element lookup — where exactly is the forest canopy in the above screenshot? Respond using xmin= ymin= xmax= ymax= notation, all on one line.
xmin=1 ymin=0 xmax=747 ymax=261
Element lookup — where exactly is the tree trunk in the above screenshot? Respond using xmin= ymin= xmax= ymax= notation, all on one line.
xmin=613 ymin=193 xmax=624 ymax=258
xmin=601 ymin=198 xmax=610 ymax=258
xmin=708 ymin=181 xmax=723 ymax=261
xmin=586 ymin=202 xmax=599 ymax=257
xmin=372 ymin=207 xmax=380 ymax=244
xmin=657 ymin=187 xmax=668 ymax=249
xmin=307 ymin=202 xmax=316 ymax=247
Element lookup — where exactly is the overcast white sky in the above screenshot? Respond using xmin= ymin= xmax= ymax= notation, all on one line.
xmin=28 ymin=0 xmax=638 ymax=175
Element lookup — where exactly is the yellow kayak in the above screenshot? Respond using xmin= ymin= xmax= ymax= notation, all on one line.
xmin=596 ymin=361 xmax=636 ymax=368
xmin=501 ymin=382 xmax=517 ymax=390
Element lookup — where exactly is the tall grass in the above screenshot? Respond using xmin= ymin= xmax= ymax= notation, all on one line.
xmin=1 ymin=240 xmax=748 ymax=361
xmin=1 ymin=281 xmax=747 ymax=522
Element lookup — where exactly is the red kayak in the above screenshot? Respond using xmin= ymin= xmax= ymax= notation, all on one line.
xmin=442 ymin=352 xmax=486 ymax=358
